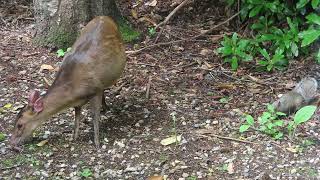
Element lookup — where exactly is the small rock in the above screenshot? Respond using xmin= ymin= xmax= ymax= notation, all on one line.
xmin=182 ymin=173 xmax=189 ymax=177
xmin=18 ymin=70 xmax=27 ymax=75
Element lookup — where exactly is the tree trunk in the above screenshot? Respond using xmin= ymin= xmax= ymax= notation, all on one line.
xmin=33 ymin=0 xmax=123 ymax=49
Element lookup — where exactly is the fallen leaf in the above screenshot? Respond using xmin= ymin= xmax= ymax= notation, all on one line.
xmin=203 ymin=61 xmax=213 ymax=68
xmin=200 ymin=49 xmax=210 ymax=56
xmin=145 ymin=0 xmax=157 ymax=6
xmin=3 ymin=103 xmax=12 ymax=109
xmin=37 ymin=139 xmax=48 ymax=147
xmin=227 ymin=162 xmax=234 ymax=174
xmin=148 ymin=176 xmax=164 ymax=180
xmin=286 ymin=147 xmax=298 ymax=153
xmin=131 ymin=9 xmax=138 ymax=19
xmin=138 ymin=17 xmax=157 ymax=26
xmin=40 ymin=64 xmax=54 ymax=72
xmin=160 ymin=135 xmax=181 ymax=146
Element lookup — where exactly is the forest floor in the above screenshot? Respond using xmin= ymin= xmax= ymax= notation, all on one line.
xmin=1 ymin=0 xmax=320 ymax=179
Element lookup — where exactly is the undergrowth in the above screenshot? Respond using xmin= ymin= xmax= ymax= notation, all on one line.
xmin=219 ymin=0 xmax=320 ymax=71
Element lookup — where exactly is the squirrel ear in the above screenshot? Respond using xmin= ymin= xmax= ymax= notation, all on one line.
xmin=33 ymin=98 xmax=44 ymax=113
xmin=28 ymin=90 xmax=40 ymax=106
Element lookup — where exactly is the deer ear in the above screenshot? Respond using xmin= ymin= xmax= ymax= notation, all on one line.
xmin=28 ymin=90 xmax=40 ymax=106
xmin=33 ymin=98 xmax=44 ymax=113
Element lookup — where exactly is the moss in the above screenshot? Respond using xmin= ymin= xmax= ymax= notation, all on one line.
xmin=34 ymin=25 xmax=78 ymax=49
xmin=118 ymin=20 xmax=140 ymax=43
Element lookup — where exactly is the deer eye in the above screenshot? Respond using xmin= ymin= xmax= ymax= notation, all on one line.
xmin=17 ymin=124 xmax=23 ymax=129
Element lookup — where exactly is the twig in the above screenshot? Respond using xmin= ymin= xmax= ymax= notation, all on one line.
xmin=146 ymin=77 xmax=152 ymax=99
xmin=197 ymin=67 xmax=250 ymax=83
xmin=126 ymin=11 xmax=240 ymax=54
xmin=155 ymin=0 xmax=190 ymax=30
xmin=154 ymin=0 xmax=190 ymax=43
xmin=191 ymin=11 xmax=241 ymax=39
xmin=197 ymin=131 xmax=257 ymax=145
xmin=154 ymin=26 xmax=165 ymax=43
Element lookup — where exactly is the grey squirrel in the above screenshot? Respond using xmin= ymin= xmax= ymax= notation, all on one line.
xmin=272 ymin=77 xmax=319 ymax=114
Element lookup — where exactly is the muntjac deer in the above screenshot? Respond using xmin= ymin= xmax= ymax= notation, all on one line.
xmin=10 ymin=16 xmax=126 ymax=148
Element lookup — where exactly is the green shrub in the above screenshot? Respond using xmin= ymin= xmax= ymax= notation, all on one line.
xmin=219 ymin=0 xmax=320 ymax=71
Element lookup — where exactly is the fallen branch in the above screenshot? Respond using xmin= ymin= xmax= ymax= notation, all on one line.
xmin=146 ymin=77 xmax=152 ymax=99
xmin=126 ymin=11 xmax=241 ymax=54
xmin=197 ymin=129 xmax=257 ymax=144
xmin=154 ymin=0 xmax=191 ymax=42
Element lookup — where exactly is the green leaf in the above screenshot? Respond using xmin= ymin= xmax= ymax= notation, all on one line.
xmin=251 ymin=22 xmax=264 ymax=30
xmin=80 ymin=168 xmax=92 ymax=177
xmin=274 ymin=132 xmax=283 ymax=140
xmin=291 ymin=42 xmax=299 ymax=57
xmin=316 ymin=49 xmax=320 ymax=63
xmin=287 ymin=121 xmax=295 ymax=131
xmin=267 ymin=64 xmax=273 ymax=71
xmin=267 ymin=104 xmax=275 ymax=113
xmin=246 ymin=115 xmax=254 ymax=125
xmin=311 ymin=0 xmax=320 ymax=8
xmin=232 ymin=33 xmax=238 ymax=44
xmin=0 ymin=133 xmax=5 ymax=142
xmin=56 ymin=49 xmax=65 ymax=57
xmin=231 ymin=56 xmax=238 ymax=70
xmin=306 ymin=13 xmax=320 ymax=25
xmin=239 ymin=124 xmax=251 ymax=133
xmin=273 ymin=120 xmax=284 ymax=127
xmin=249 ymin=5 xmax=263 ymax=17
xmin=294 ymin=105 xmax=317 ymax=125
xmin=299 ymin=29 xmax=320 ymax=47
xmin=296 ymin=0 xmax=310 ymax=9
xmin=238 ymin=39 xmax=249 ymax=49
xmin=276 ymin=112 xmax=287 ymax=116
xmin=259 ymin=49 xmax=270 ymax=60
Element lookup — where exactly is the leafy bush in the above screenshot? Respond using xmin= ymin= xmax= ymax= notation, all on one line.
xmin=240 ymin=104 xmax=317 ymax=140
xmin=219 ymin=0 xmax=320 ymax=71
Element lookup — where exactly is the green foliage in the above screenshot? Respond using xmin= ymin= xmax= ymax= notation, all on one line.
xmin=220 ymin=0 xmax=320 ymax=71
xmin=239 ymin=104 xmax=316 ymax=140
xmin=0 ymin=133 xmax=5 ymax=142
xmin=56 ymin=47 xmax=71 ymax=57
xmin=217 ymin=33 xmax=253 ymax=70
xmin=148 ymin=27 xmax=156 ymax=36
xmin=79 ymin=168 xmax=92 ymax=177
xmin=288 ymin=105 xmax=317 ymax=138
xmin=119 ymin=21 xmax=140 ymax=42
xmin=186 ymin=176 xmax=198 ymax=180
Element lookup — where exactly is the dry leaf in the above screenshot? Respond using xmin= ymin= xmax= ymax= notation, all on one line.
xmin=227 ymin=162 xmax=234 ymax=174
xmin=131 ymin=9 xmax=138 ymax=19
xmin=145 ymin=0 xmax=157 ymax=6
xmin=200 ymin=49 xmax=210 ymax=56
xmin=160 ymin=135 xmax=181 ymax=146
xmin=40 ymin=64 xmax=54 ymax=72
xmin=3 ymin=103 xmax=12 ymax=109
xmin=247 ymin=75 xmax=264 ymax=84
xmin=203 ymin=61 xmax=213 ymax=68
xmin=138 ymin=17 xmax=157 ymax=26
xmin=147 ymin=176 xmax=164 ymax=180
xmin=37 ymin=139 xmax=48 ymax=147
xmin=286 ymin=147 xmax=298 ymax=153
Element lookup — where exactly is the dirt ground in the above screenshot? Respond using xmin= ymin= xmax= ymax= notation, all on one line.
xmin=1 ymin=1 xmax=320 ymax=180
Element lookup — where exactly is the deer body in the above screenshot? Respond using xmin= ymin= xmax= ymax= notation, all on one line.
xmin=11 ymin=16 xmax=126 ymax=148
